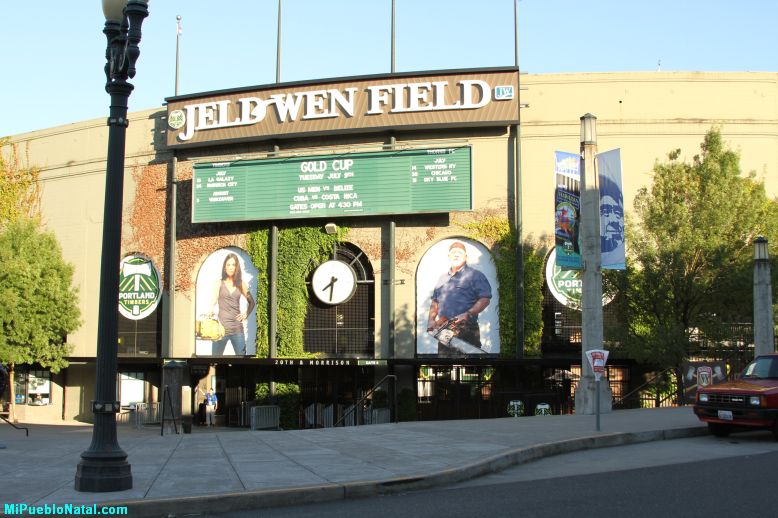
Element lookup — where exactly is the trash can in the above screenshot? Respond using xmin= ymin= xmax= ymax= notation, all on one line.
xmin=182 ymin=416 xmax=192 ymax=434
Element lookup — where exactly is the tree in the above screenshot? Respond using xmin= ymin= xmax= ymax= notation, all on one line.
xmin=0 ymin=217 xmax=81 ymax=420
xmin=625 ymin=129 xmax=778 ymax=369
xmin=0 ymin=138 xmax=41 ymax=228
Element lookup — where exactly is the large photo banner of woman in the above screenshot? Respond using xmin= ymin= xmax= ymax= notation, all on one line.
xmin=195 ymin=247 xmax=258 ymax=356
xmin=416 ymin=238 xmax=500 ymax=357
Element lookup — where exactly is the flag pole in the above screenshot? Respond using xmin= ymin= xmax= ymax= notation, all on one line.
xmin=276 ymin=0 xmax=282 ymax=83
xmin=175 ymin=15 xmax=182 ymax=95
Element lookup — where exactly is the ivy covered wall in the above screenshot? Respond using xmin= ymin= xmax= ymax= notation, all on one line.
xmin=247 ymin=225 xmax=349 ymax=357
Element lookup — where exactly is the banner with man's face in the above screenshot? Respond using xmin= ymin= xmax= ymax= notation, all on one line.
xmin=416 ymin=238 xmax=500 ymax=356
xmin=596 ymin=149 xmax=626 ymax=270
xmin=195 ymin=247 xmax=258 ymax=356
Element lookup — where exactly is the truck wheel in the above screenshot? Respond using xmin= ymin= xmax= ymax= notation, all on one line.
xmin=708 ymin=422 xmax=731 ymax=437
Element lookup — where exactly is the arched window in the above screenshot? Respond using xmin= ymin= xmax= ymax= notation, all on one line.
xmin=304 ymin=243 xmax=375 ymax=356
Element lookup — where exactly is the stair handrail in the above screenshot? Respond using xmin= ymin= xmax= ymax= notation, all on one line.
xmin=1 ymin=413 xmax=29 ymax=437
xmin=334 ymin=374 xmax=397 ymax=427
xmin=612 ymin=366 xmax=677 ymax=408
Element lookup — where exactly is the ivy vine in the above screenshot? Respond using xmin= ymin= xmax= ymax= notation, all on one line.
xmin=247 ymin=224 xmax=349 ymax=358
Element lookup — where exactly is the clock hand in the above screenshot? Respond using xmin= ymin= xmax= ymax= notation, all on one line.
xmin=323 ymin=276 xmax=338 ymax=302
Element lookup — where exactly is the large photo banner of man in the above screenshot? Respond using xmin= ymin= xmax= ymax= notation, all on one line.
xmin=596 ymin=149 xmax=626 ymax=270
xmin=195 ymin=247 xmax=258 ymax=356
xmin=416 ymin=238 xmax=500 ymax=357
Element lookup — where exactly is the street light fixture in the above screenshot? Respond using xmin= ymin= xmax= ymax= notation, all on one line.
xmin=75 ymin=0 xmax=148 ymax=492
xmin=754 ymin=236 xmax=769 ymax=261
xmin=753 ymin=236 xmax=775 ymax=356
xmin=580 ymin=113 xmax=597 ymax=145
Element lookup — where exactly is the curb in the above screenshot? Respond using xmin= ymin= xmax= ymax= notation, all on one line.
xmin=99 ymin=425 xmax=707 ymax=517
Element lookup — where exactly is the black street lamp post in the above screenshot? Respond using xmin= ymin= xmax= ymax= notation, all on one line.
xmin=75 ymin=0 xmax=148 ymax=493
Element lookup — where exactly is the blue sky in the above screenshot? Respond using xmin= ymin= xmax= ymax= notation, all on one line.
xmin=2 ymin=0 xmax=776 ymax=136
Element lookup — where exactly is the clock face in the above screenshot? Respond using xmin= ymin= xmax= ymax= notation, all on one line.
xmin=311 ymin=260 xmax=357 ymax=305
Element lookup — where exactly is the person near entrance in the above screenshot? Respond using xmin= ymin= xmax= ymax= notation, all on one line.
xmin=205 ymin=388 xmax=218 ymax=426
xmin=210 ymin=253 xmax=255 ymax=355
xmin=426 ymin=241 xmax=492 ymax=356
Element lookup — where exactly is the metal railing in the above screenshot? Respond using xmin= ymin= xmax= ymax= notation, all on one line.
xmin=117 ymin=402 xmax=161 ymax=428
xmin=1 ymin=412 xmax=29 ymax=437
xmin=334 ymin=374 xmax=397 ymax=427
xmin=613 ymin=367 xmax=678 ymax=409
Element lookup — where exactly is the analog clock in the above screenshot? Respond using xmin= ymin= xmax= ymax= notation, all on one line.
xmin=311 ymin=260 xmax=357 ymax=305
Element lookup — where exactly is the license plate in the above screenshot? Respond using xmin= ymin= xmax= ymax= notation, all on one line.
xmin=718 ymin=410 xmax=733 ymax=421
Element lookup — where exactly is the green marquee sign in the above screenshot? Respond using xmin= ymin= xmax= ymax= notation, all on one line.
xmin=192 ymin=146 xmax=472 ymax=223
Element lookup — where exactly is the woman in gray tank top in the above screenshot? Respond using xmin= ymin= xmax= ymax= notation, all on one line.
xmin=210 ymin=253 xmax=255 ymax=355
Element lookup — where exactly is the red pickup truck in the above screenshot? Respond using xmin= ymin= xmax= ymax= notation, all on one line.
xmin=693 ymin=353 xmax=778 ymax=439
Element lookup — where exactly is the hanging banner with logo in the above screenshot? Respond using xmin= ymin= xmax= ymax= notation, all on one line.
xmin=596 ymin=149 xmax=625 ymax=270
xmin=554 ymin=151 xmax=581 ymax=269
xmin=118 ymin=254 xmax=162 ymax=320
xmin=681 ymin=360 xmax=726 ymax=403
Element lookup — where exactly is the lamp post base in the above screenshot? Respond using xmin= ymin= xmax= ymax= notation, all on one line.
xmin=75 ymin=459 xmax=132 ymax=492
xmin=574 ymin=375 xmax=613 ymax=415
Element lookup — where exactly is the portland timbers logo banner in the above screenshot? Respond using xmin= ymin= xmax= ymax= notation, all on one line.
xmin=118 ymin=254 xmax=162 ymax=320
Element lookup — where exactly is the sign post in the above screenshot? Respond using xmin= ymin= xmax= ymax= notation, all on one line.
xmin=585 ymin=349 xmax=609 ymax=431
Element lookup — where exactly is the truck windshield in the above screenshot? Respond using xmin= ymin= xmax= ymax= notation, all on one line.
xmin=742 ymin=357 xmax=778 ymax=379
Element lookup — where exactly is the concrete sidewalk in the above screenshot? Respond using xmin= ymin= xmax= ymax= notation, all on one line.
xmin=0 ymin=407 xmax=706 ymax=517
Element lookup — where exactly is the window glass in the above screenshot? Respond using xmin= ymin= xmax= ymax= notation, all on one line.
xmin=13 ymin=371 xmax=27 ymax=405
xmin=744 ymin=358 xmax=772 ymax=379
xmin=27 ymin=370 xmax=51 ymax=405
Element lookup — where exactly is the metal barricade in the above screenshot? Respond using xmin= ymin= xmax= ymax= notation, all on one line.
xmin=131 ymin=402 xmax=161 ymax=428
xmin=250 ymin=405 xmax=280 ymax=430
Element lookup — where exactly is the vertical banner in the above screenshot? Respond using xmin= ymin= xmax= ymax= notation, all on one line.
xmin=554 ymin=151 xmax=581 ymax=269
xmin=596 ymin=149 xmax=626 ymax=270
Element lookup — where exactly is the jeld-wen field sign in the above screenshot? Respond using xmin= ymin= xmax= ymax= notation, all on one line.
xmin=192 ymin=147 xmax=472 ymax=223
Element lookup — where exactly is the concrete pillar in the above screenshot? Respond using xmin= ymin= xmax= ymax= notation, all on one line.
xmin=575 ymin=114 xmax=612 ymax=415
xmin=753 ymin=237 xmax=775 ymax=356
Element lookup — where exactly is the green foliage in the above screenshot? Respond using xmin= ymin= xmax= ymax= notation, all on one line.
xmin=246 ymin=230 xmax=269 ymax=356
xmin=627 ymin=129 xmax=778 ymax=366
xmin=397 ymin=388 xmax=417 ymax=421
xmin=461 ymin=216 xmax=545 ymax=357
xmin=0 ymin=217 xmax=81 ymax=372
xmin=0 ymin=138 xmax=41 ymax=228
xmin=255 ymin=382 xmax=301 ymax=429
xmin=247 ymin=225 xmax=348 ymax=357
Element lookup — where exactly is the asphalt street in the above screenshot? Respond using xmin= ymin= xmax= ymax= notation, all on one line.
xmin=214 ymin=433 xmax=778 ymax=518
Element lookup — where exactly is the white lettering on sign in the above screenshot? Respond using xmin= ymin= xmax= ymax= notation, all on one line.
xmin=175 ymin=80 xmax=501 ymax=141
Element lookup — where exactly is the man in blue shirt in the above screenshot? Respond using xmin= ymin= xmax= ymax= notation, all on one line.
xmin=205 ymin=388 xmax=218 ymax=426
xmin=426 ymin=241 xmax=492 ymax=356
